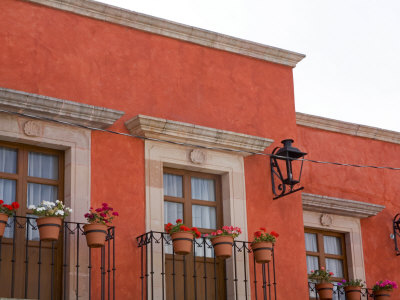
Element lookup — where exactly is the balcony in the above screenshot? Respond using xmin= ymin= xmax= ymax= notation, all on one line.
xmin=308 ymin=282 xmax=376 ymax=300
xmin=0 ymin=215 xmax=116 ymax=300
xmin=136 ymin=231 xmax=277 ymax=300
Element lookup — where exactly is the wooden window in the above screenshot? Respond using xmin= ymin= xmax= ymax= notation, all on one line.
xmin=163 ymin=168 xmax=225 ymax=300
xmin=305 ymin=228 xmax=348 ymax=282
xmin=0 ymin=141 xmax=64 ymax=299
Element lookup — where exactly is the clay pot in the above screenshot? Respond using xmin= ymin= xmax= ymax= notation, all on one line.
xmin=84 ymin=224 xmax=108 ymax=248
xmin=0 ymin=213 xmax=9 ymax=237
xmin=251 ymin=241 xmax=272 ymax=264
xmin=374 ymin=290 xmax=392 ymax=298
xmin=171 ymin=232 xmax=193 ymax=255
xmin=315 ymin=283 xmax=333 ymax=300
xmin=211 ymin=235 xmax=233 ymax=259
xmin=344 ymin=286 xmax=362 ymax=300
xmin=36 ymin=217 xmax=62 ymax=241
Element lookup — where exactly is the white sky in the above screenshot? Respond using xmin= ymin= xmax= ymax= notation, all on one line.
xmin=99 ymin=0 xmax=400 ymax=132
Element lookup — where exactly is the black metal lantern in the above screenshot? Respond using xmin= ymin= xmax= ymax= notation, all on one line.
xmin=392 ymin=214 xmax=400 ymax=255
xmin=270 ymin=139 xmax=307 ymax=199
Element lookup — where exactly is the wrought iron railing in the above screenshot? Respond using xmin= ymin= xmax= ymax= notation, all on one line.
xmin=0 ymin=215 xmax=116 ymax=300
xmin=308 ymin=282 xmax=376 ymax=299
xmin=137 ymin=231 xmax=277 ymax=300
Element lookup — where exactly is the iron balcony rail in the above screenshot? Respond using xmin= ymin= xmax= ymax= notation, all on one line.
xmin=137 ymin=231 xmax=277 ymax=300
xmin=308 ymin=282 xmax=377 ymax=299
xmin=0 ymin=215 xmax=116 ymax=300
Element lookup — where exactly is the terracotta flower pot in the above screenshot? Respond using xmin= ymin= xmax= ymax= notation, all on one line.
xmin=171 ymin=232 xmax=193 ymax=255
xmin=315 ymin=283 xmax=333 ymax=300
xmin=0 ymin=213 xmax=9 ymax=237
xmin=211 ymin=235 xmax=233 ymax=259
xmin=84 ymin=223 xmax=108 ymax=248
xmin=345 ymin=286 xmax=362 ymax=300
xmin=36 ymin=217 xmax=62 ymax=241
xmin=251 ymin=241 xmax=272 ymax=264
xmin=374 ymin=290 xmax=392 ymax=298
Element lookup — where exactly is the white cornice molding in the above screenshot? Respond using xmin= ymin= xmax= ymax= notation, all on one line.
xmin=302 ymin=193 xmax=385 ymax=218
xmin=296 ymin=112 xmax=400 ymax=145
xmin=125 ymin=115 xmax=273 ymax=155
xmin=0 ymin=88 xmax=124 ymax=129
xmin=25 ymin=0 xmax=305 ymax=67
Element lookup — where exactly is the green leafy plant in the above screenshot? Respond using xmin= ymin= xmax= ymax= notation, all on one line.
xmin=29 ymin=200 xmax=71 ymax=218
xmin=165 ymin=219 xmax=201 ymax=238
xmin=373 ymin=280 xmax=398 ymax=291
xmin=252 ymin=227 xmax=279 ymax=244
xmin=84 ymin=203 xmax=118 ymax=225
xmin=308 ymin=267 xmax=334 ymax=283
xmin=0 ymin=200 xmax=19 ymax=216
xmin=337 ymin=279 xmax=364 ymax=287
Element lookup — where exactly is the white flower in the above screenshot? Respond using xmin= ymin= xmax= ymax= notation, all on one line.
xmin=28 ymin=205 xmax=36 ymax=210
xmin=55 ymin=200 xmax=60 ymax=204
xmin=67 ymin=208 xmax=72 ymax=212
xmin=55 ymin=210 xmax=64 ymax=216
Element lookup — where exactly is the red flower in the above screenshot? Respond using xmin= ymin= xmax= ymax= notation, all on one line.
xmin=195 ymin=231 xmax=201 ymax=238
xmin=254 ymin=231 xmax=262 ymax=238
xmin=176 ymin=219 xmax=183 ymax=224
xmin=95 ymin=208 xmax=102 ymax=212
xmin=112 ymin=212 xmax=119 ymax=216
xmin=0 ymin=200 xmax=3 ymax=204
xmin=270 ymin=231 xmax=279 ymax=238
xmin=191 ymin=227 xmax=198 ymax=232
xmin=329 ymin=272 xmax=334 ymax=276
xmin=12 ymin=202 xmax=19 ymax=209
xmin=100 ymin=213 xmax=107 ymax=218
xmin=260 ymin=227 xmax=267 ymax=233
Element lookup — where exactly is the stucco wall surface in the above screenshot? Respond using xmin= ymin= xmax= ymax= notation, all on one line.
xmin=0 ymin=0 xmax=308 ymax=298
xmin=297 ymin=125 xmax=400 ymax=297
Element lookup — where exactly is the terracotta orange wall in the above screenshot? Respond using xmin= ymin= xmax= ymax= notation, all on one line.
xmin=297 ymin=125 xmax=400 ymax=296
xmin=0 ymin=0 xmax=309 ymax=298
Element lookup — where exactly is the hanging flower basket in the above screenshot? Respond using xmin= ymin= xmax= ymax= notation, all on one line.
xmin=0 ymin=213 xmax=9 ymax=237
xmin=211 ymin=235 xmax=233 ymax=259
xmin=373 ymin=280 xmax=397 ymax=299
xmin=37 ymin=216 xmax=62 ymax=241
xmin=251 ymin=241 xmax=273 ymax=264
xmin=315 ymin=283 xmax=333 ymax=300
xmin=83 ymin=223 xmax=108 ymax=248
xmin=165 ymin=219 xmax=200 ymax=255
xmin=171 ymin=232 xmax=194 ymax=255
xmin=374 ymin=290 xmax=392 ymax=298
xmin=83 ymin=203 xmax=118 ymax=248
xmin=344 ymin=286 xmax=362 ymax=300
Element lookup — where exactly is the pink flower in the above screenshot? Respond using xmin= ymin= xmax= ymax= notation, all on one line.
xmin=222 ymin=226 xmax=229 ymax=230
xmin=95 ymin=208 xmax=102 ymax=212
xmin=112 ymin=212 xmax=119 ymax=216
xmin=320 ymin=266 xmax=325 ymax=270
xmin=310 ymin=270 xmax=314 ymax=273
xmin=329 ymin=272 xmax=334 ymax=276
xmin=203 ymin=234 xmax=209 ymax=237
xmin=100 ymin=213 xmax=107 ymax=217
xmin=217 ymin=230 xmax=223 ymax=235
xmin=211 ymin=232 xmax=217 ymax=236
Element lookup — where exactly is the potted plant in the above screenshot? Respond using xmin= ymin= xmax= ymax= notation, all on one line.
xmin=308 ymin=267 xmax=334 ymax=300
xmin=83 ymin=203 xmax=118 ymax=248
xmin=337 ymin=279 xmax=364 ymax=300
xmin=165 ymin=219 xmax=201 ymax=255
xmin=251 ymin=227 xmax=278 ymax=264
xmin=373 ymin=280 xmax=398 ymax=298
xmin=29 ymin=200 xmax=72 ymax=241
xmin=0 ymin=200 xmax=19 ymax=237
xmin=206 ymin=226 xmax=241 ymax=259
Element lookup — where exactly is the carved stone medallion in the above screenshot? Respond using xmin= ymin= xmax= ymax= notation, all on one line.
xmin=320 ymin=214 xmax=333 ymax=227
xmin=190 ymin=149 xmax=206 ymax=164
xmin=24 ymin=121 xmax=42 ymax=137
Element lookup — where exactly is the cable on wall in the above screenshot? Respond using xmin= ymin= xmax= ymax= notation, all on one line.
xmin=1 ymin=108 xmax=400 ymax=171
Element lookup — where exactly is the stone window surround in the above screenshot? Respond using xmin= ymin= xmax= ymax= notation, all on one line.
xmin=144 ymin=140 xmax=251 ymax=299
xmin=302 ymin=193 xmax=385 ymax=282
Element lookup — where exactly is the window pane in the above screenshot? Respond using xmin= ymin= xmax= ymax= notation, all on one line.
xmin=0 ymin=178 xmax=16 ymax=203
xmin=164 ymin=201 xmax=183 ymax=224
xmin=163 ymin=174 xmax=183 ymax=198
xmin=326 ymin=258 xmax=344 ymax=278
xmin=0 ymin=147 xmax=17 ymax=174
xmin=324 ymin=236 xmax=342 ymax=255
xmin=27 ymin=183 xmax=58 ymax=207
xmin=192 ymin=205 xmax=216 ymax=229
xmin=28 ymin=152 xmax=58 ymax=180
xmin=305 ymin=233 xmax=318 ymax=252
xmin=191 ymin=177 xmax=215 ymax=202
xmin=306 ymin=255 xmax=319 ymax=274
xmin=194 ymin=238 xmax=214 ymax=258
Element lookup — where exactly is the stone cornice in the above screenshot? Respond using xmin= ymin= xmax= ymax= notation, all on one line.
xmin=302 ymin=193 xmax=385 ymax=218
xmin=296 ymin=112 xmax=400 ymax=145
xmin=0 ymin=88 xmax=124 ymax=129
xmin=25 ymin=0 xmax=305 ymax=67
xmin=125 ymin=115 xmax=273 ymax=155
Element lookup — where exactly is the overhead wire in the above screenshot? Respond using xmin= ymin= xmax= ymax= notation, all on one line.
xmin=1 ymin=108 xmax=400 ymax=171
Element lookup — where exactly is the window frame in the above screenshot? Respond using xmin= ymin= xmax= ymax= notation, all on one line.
xmin=305 ymin=228 xmax=349 ymax=281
